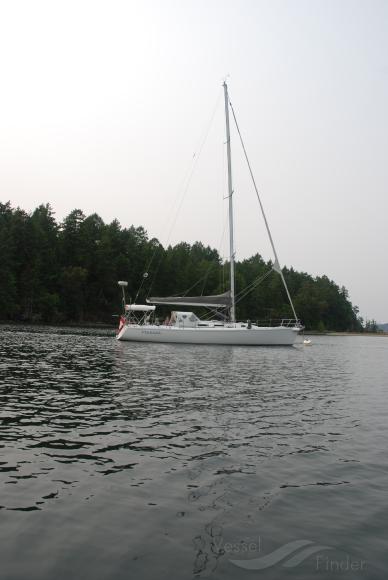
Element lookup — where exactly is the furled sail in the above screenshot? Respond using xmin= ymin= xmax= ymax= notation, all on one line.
xmin=147 ymin=291 xmax=231 ymax=308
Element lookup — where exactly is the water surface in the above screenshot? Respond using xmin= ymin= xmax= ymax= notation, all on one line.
xmin=1 ymin=326 xmax=387 ymax=579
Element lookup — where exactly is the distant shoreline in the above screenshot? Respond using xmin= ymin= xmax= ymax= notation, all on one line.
xmin=0 ymin=320 xmax=116 ymax=330
xmin=307 ymin=331 xmax=388 ymax=337
xmin=1 ymin=321 xmax=387 ymax=337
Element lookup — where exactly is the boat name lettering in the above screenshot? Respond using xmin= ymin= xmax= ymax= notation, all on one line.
xmin=142 ymin=329 xmax=161 ymax=335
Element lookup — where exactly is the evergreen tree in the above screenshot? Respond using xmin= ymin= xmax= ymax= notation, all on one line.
xmin=0 ymin=201 xmax=363 ymax=331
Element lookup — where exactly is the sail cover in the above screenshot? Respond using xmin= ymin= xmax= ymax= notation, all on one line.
xmin=147 ymin=291 xmax=231 ymax=308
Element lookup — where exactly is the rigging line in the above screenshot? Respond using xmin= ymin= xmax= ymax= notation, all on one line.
xmin=236 ymin=272 xmax=273 ymax=303
xmin=199 ymin=309 xmax=220 ymax=321
xmin=135 ymin=90 xmax=222 ymax=304
xmin=200 ymin=263 xmax=212 ymax=295
xmin=235 ymin=268 xmax=272 ymax=299
xmin=145 ymin=89 xmax=223 ymax=299
xmin=174 ymin=263 xmax=216 ymax=297
xmin=235 ymin=270 xmax=273 ymax=305
xmin=133 ymin=241 xmax=162 ymax=303
xmin=149 ymin=203 xmax=221 ymax=301
xmin=163 ymin=89 xmax=223 ymax=248
xmin=228 ymin=97 xmax=298 ymax=321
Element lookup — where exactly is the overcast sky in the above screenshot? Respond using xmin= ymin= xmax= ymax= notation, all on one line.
xmin=1 ymin=0 xmax=387 ymax=321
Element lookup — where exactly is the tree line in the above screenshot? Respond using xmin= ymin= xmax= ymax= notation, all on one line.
xmin=0 ymin=202 xmax=364 ymax=331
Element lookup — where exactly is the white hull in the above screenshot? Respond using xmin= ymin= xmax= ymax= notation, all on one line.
xmin=117 ymin=324 xmax=300 ymax=346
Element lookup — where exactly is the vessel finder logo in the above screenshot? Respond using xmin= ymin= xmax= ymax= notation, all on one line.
xmin=230 ymin=539 xmax=333 ymax=570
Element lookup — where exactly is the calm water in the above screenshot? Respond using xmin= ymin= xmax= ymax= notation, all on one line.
xmin=1 ymin=325 xmax=387 ymax=580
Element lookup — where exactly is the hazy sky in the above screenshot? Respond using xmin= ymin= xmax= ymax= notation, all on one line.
xmin=1 ymin=0 xmax=387 ymax=321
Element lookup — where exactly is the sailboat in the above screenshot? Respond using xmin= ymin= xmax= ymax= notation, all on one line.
xmin=117 ymin=83 xmax=302 ymax=346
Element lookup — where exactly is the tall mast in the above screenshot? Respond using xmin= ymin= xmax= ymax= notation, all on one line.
xmin=223 ymin=81 xmax=236 ymax=323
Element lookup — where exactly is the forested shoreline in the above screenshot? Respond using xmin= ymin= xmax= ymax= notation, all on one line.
xmin=1 ymin=202 xmax=366 ymax=331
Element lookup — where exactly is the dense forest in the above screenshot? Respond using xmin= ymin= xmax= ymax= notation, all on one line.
xmin=1 ymin=202 xmax=365 ymax=331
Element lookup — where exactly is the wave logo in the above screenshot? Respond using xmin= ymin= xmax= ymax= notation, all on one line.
xmin=230 ymin=539 xmax=333 ymax=570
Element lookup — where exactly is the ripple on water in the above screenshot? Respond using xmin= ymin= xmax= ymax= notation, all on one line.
xmin=0 ymin=326 xmax=388 ymax=579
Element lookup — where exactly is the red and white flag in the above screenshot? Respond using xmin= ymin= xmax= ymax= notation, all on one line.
xmin=118 ymin=315 xmax=126 ymax=333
